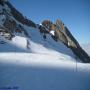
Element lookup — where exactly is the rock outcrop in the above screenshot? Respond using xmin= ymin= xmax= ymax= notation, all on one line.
xmin=0 ymin=1 xmax=30 ymax=40
xmin=6 ymin=1 xmax=36 ymax=28
xmin=41 ymin=19 xmax=90 ymax=63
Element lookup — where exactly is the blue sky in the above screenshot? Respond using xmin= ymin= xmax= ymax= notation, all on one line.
xmin=10 ymin=0 xmax=90 ymax=44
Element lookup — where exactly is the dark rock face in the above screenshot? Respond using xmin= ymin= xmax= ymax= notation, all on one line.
xmin=70 ymin=46 xmax=90 ymax=63
xmin=0 ymin=0 xmax=7 ymax=6
xmin=0 ymin=1 xmax=33 ymax=40
xmin=3 ymin=17 xmax=16 ymax=33
xmin=56 ymin=19 xmax=77 ymax=48
xmin=41 ymin=19 xmax=90 ymax=63
xmin=6 ymin=1 xmax=36 ymax=28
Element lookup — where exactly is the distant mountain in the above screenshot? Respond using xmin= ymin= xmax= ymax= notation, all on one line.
xmin=0 ymin=0 xmax=90 ymax=63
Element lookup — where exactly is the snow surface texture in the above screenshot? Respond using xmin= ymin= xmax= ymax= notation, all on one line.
xmin=0 ymin=53 xmax=90 ymax=90
xmin=0 ymin=3 xmax=90 ymax=90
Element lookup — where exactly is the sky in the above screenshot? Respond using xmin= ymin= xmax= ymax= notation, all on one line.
xmin=10 ymin=0 xmax=90 ymax=44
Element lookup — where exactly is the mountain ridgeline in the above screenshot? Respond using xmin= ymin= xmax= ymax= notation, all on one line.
xmin=0 ymin=0 xmax=90 ymax=63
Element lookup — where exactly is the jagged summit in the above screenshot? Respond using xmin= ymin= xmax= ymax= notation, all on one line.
xmin=0 ymin=1 xmax=90 ymax=63
xmin=41 ymin=19 xmax=90 ymax=62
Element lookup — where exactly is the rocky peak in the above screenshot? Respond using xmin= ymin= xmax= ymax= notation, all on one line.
xmin=41 ymin=19 xmax=90 ymax=63
xmin=42 ymin=20 xmax=53 ymax=31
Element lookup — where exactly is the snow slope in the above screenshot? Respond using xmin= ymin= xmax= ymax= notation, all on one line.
xmin=0 ymin=33 xmax=90 ymax=90
xmin=24 ymin=26 xmax=76 ymax=59
xmin=0 ymin=36 xmax=28 ymax=52
xmin=0 ymin=53 xmax=90 ymax=90
xmin=0 ymin=34 xmax=90 ymax=90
